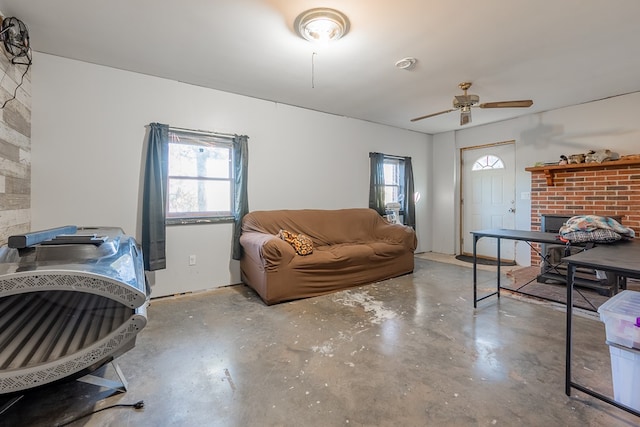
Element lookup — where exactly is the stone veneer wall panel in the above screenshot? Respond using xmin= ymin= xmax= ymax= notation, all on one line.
xmin=0 ymin=51 xmax=31 ymax=245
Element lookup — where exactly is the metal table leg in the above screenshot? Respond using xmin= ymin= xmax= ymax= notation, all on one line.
xmin=496 ymin=237 xmax=501 ymax=300
xmin=565 ymin=263 xmax=575 ymax=396
xmin=473 ymin=235 xmax=501 ymax=307
xmin=473 ymin=235 xmax=478 ymax=308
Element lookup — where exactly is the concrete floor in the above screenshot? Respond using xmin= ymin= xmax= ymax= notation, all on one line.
xmin=2 ymin=257 xmax=639 ymax=426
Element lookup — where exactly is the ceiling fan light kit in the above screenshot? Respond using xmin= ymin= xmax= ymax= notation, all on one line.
xmin=294 ymin=8 xmax=350 ymax=43
xmin=411 ymin=81 xmax=533 ymax=125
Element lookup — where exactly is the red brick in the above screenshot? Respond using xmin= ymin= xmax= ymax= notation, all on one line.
xmin=529 ymin=164 xmax=640 ymax=251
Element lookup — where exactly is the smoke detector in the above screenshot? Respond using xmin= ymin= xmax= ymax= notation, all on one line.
xmin=395 ymin=57 xmax=417 ymax=70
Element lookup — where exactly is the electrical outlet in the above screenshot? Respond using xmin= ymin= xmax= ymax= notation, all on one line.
xmin=189 ymin=255 xmax=196 ymax=266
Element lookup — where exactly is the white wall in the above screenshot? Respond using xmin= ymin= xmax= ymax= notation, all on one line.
xmin=430 ymin=92 xmax=640 ymax=265
xmin=430 ymin=131 xmax=457 ymax=254
xmin=31 ymin=53 xmax=431 ymax=297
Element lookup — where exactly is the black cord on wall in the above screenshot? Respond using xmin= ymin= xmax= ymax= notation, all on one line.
xmin=0 ymin=54 xmax=31 ymax=110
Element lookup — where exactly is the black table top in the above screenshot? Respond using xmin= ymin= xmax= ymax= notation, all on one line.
xmin=563 ymin=239 xmax=640 ymax=278
xmin=471 ymin=228 xmax=562 ymax=245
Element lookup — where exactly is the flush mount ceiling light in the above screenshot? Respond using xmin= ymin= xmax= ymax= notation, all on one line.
xmin=294 ymin=8 xmax=350 ymax=43
xmin=395 ymin=57 xmax=417 ymax=70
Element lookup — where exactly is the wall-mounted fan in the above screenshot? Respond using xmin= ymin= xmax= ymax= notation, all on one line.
xmin=0 ymin=16 xmax=30 ymax=64
xmin=411 ymin=82 xmax=533 ymax=126
xmin=0 ymin=16 xmax=31 ymax=109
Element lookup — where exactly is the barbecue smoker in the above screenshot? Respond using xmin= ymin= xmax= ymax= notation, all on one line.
xmin=0 ymin=226 xmax=148 ymax=395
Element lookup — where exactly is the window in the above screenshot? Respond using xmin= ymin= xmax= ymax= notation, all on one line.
xmin=166 ymin=129 xmax=234 ymax=223
xmin=472 ymin=154 xmax=504 ymax=171
xmin=383 ymin=157 xmax=405 ymax=209
xmin=369 ymin=152 xmax=415 ymax=228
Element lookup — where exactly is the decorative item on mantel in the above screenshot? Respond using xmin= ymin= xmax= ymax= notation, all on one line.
xmin=527 ymin=152 xmax=640 ymax=186
xmin=533 ymin=148 xmax=620 ymax=167
xmin=561 ymin=149 xmax=618 ymax=164
xmin=586 ymin=149 xmax=617 ymax=163
xmin=566 ymin=153 xmax=587 ymax=164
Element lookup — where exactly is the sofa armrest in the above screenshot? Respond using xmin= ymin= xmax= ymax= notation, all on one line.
xmin=240 ymin=232 xmax=296 ymax=268
xmin=376 ymin=223 xmax=418 ymax=251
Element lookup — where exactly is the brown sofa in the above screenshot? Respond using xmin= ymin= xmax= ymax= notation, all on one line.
xmin=239 ymin=208 xmax=417 ymax=305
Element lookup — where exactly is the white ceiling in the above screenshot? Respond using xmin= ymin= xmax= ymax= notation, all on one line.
xmin=1 ymin=0 xmax=640 ymax=134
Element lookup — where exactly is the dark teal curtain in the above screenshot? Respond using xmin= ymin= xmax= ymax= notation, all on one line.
xmin=142 ymin=123 xmax=169 ymax=271
xmin=232 ymin=135 xmax=249 ymax=260
xmin=403 ymin=157 xmax=416 ymax=229
xmin=368 ymin=152 xmax=385 ymax=215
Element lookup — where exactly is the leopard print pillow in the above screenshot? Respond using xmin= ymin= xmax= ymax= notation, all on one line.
xmin=277 ymin=229 xmax=313 ymax=255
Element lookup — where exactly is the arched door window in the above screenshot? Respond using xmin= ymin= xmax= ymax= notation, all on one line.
xmin=472 ymin=154 xmax=505 ymax=171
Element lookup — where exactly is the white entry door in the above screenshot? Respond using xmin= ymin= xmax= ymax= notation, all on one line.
xmin=461 ymin=142 xmax=516 ymax=261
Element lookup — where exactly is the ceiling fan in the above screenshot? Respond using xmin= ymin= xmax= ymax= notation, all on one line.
xmin=411 ymin=82 xmax=533 ymax=126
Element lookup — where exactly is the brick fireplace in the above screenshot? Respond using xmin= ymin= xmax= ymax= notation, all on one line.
xmin=526 ymin=159 xmax=640 ymax=265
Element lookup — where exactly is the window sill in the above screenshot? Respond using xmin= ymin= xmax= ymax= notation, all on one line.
xmin=166 ymin=216 xmax=234 ymax=226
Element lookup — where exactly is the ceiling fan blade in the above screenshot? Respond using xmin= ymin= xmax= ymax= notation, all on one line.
xmin=460 ymin=110 xmax=471 ymax=126
xmin=410 ymin=109 xmax=455 ymax=122
xmin=479 ymin=100 xmax=533 ymax=109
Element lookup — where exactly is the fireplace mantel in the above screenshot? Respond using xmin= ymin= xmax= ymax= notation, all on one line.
xmin=525 ymin=159 xmax=640 ymax=186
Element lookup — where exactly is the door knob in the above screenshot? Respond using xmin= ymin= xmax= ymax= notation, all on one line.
xmin=508 ymin=208 xmax=516 ymax=213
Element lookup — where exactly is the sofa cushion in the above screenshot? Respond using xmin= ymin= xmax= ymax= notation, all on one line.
xmin=292 ymin=243 xmax=375 ymax=269
xmin=278 ymin=229 xmax=313 ymax=255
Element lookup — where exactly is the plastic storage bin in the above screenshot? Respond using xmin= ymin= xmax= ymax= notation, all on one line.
xmin=598 ymin=290 xmax=640 ymax=350
xmin=608 ymin=343 xmax=640 ymax=411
